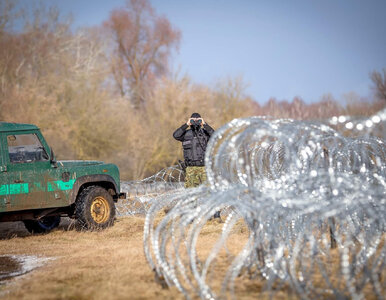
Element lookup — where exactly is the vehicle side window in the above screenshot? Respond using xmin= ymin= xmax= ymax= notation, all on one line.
xmin=7 ymin=134 xmax=49 ymax=163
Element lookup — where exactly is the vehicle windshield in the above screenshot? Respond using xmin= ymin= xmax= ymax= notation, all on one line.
xmin=7 ymin=134 xmax=49 ymax=163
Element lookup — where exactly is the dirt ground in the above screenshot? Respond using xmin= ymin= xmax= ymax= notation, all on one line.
xmin=0 ymin=217 xmax=187 ymax=300
xmin=2 ymin=216 xmax=380 ymax=300
xmin=0 ymin=216 xmax=285 ymax=300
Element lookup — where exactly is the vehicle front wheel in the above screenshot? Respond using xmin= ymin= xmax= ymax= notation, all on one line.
xmin=75 ymin=186 xmax=115 ymax=230
xmin=23 ymin=216 xmax=61 ymax=234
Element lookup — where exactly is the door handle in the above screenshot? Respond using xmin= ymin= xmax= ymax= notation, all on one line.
xmin=14 ymin=179 xmax=25 ymax=183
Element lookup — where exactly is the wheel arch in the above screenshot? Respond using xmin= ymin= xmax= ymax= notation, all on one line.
xmin=69 ymin=175 xmax=119 ymax=205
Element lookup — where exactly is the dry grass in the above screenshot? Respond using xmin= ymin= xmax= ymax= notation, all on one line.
xmin=0 ymin=217 xmax=383 ymax=300
xmin=0 ymin=217 xmax=293 ymax=299
xmin=0 ymin=217 xmax=184 ymax=300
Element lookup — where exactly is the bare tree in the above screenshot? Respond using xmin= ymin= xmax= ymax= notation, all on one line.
xmin=104 ymin=0 xmax=180 ymax=107
xmin=370 ymin=68 xmax=386 ymax=102
xmin=0 ymin=0 xmax=17 ymax=33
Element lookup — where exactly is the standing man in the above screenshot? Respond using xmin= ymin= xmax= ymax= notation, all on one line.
xmin=173 ymin=113 xmax=215 ymax=188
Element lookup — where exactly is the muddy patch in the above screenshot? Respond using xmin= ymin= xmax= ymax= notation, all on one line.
xmin=0 ymin=255 xmax=52 ymax=284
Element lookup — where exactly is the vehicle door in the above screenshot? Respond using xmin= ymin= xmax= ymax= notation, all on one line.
xmin=3 ymin=131 xmax=51 ymax=212
xmin=30 ymin=131 xmax=74 ymax=208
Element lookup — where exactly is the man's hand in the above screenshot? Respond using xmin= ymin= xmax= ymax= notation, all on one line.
xmin=186 ymin=118 xmax=193 ymax=126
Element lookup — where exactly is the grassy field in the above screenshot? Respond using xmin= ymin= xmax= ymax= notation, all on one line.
xmin=0 ymin=217 xmax=187 ymax=300
xmin=0 ymin=217 xmax=282 ymax=300
xmin=1 ymin=216 xmax=381 ymax=300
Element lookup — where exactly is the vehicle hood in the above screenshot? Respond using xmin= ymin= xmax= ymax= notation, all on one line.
xmin=57 ymin=160 xmax=105 ymax=167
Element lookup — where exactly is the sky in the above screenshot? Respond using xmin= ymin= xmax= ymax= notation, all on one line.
xmin=33 ymin=0 xmax=386 ymax=104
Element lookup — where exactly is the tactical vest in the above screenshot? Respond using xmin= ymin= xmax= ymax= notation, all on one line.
xmin=181 ymin=128 xmax=209 ymax=166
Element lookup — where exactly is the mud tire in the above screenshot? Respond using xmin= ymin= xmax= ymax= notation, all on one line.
xmin=75 ymin=186 xmax=115 ymax=230
xmin=23 ymin=216 xmax=61 ymax=234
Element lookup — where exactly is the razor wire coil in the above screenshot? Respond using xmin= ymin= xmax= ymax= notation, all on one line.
xmin=122 ymin=108 xmax=386 ymax=299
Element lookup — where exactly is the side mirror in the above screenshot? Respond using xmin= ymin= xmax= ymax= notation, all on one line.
xmin=0 ymin=165 xmax=7 ymax=172
xmin=50 ymin=147 xmax=58 ymax=168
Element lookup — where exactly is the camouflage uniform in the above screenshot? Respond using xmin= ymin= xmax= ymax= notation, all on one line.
xmin=185 ymin=166 xmax=221 ymax=220
xmin=184 ymin=166 xmax=207 ymax=188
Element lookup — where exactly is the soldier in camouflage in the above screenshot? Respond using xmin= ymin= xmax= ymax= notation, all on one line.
xmin=173 ymin=113 xmax=214 ymax=188
xmin=184 ymin=166 xmax=208 ymax=188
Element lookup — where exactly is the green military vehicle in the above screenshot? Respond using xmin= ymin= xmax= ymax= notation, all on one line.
xmin=0 ymin=122 xmax=125 ymax=233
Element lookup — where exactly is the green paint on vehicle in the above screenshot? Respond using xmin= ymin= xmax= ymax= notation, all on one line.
xmin=0 ymin=185 xmax=8 ymax=195
xmin=10 ymin=183 xmax=29 ymax=194
xmin=0 ymin=183 xmax=29 ymax=195
xmin=47 ymin=179 xmax=75 ymax=192
xmin=0 ymin=180 xmax=75 ymax=196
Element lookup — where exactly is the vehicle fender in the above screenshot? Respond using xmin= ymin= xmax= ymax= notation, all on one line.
xmin=69 ymin=175 xmax=118 ymax=205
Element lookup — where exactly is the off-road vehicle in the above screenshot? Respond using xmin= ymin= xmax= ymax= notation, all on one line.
xmin=0 ymin=122 xmax=126 ymax=233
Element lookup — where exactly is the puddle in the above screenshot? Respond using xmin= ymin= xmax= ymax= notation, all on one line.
xmin=0 ymin=255 xmax=52 ymax=284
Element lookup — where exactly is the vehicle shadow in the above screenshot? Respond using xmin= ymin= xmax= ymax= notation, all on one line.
xmin=0 ymin=218 xmax=77 ymax=240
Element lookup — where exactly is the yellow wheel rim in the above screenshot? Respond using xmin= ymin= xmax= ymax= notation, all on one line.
xmin=90 ymin=196 xmax=110 ymax=224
